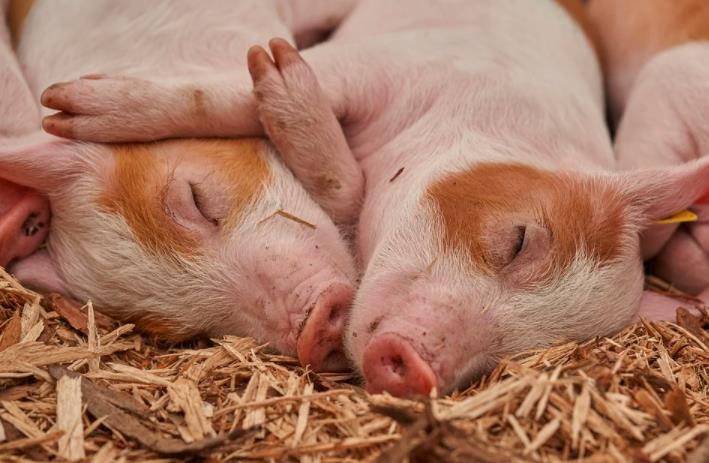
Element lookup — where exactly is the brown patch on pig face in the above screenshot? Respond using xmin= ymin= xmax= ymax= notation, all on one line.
xmin=100 ymin=144 xmax=197 ymax=257
xmin=99 ymin=139 xmax=271 ymax=257
xmin=171 ymin=139 xmax=272 ymax=231
xmin=427 ymin=163 xmax=626 ymax=284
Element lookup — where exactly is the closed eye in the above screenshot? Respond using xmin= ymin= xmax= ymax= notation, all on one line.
xmin=189 ymin=182 xmax=219 ymax=227
xmin=512 ymin=225 xmax=526 ymax=259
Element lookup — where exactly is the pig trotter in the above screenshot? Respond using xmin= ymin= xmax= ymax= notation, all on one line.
xmin=40 ymin=76 xmax=190 ymax=142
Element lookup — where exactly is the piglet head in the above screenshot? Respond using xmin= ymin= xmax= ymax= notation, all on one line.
xmin=0 ymin=133 xmax=356 ymax=372
xmin=347 ymin=159 xmax=709 ymax=396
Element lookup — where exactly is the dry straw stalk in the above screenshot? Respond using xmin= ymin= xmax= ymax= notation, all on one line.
xmin=0 ymin=268 xmax=706 ymax=462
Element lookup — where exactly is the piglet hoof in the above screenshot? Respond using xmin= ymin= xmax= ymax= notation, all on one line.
xmin=247 ymin=38 xmax=304 ymax=86
xmin=296 ymin=283 xmax=353 ymax=372
xmin=247 ymin=38 xmax=322 ymax=114
xmin=40 ymin=76 xmax=177 ymax=142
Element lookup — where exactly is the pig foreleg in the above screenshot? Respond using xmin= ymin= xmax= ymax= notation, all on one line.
xmin=41 ymin=73 xmax=263 ymax=142
xmin=247 ymin=39 xmax=362 ymax=227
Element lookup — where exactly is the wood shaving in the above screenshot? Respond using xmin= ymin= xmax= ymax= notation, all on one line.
xmin=0 ymin=270 xmax=706 ymax=461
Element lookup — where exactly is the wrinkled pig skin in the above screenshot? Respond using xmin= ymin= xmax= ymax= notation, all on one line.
xmin=0 ymin=0 xmax=363 ymax=372
xmin=587 ymin=0 xmax=709 ymax=300
xmin=41 ymin=0 xmax=709 ymax=396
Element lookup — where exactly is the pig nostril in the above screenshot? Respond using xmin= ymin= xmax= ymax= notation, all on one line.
xmin=363 ymin=335 xmax=438 ymax=396
xmin=21 ymin=213 xmax=39 ymax=237
xmin=388 ymin=355 xmax=406 ymax=377
xmin=328 ymin=304 xmax=343 ymax=323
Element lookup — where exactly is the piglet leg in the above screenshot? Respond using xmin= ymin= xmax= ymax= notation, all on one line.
xmin=247 ymin=39 xmax=363 ymax=227
xmin=41 ymin=73 xmax=264 ymax=142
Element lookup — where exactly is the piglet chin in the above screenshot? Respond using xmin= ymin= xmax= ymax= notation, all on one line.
xmin=362 ymin=333 xmax=439 ymax=397
xmin=296 ymin=282 xmax=354 ymax=373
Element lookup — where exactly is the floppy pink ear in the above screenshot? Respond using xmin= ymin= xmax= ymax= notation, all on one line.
xmin=9 ymin=249 xmax=69 ymax=295
xmin=622 ymin=156 xmax=709 ymax=221
xmin=618 ymin=156 xmax=709 ymax=258
xmin=0 ymin=131 xmax=81 ymax=192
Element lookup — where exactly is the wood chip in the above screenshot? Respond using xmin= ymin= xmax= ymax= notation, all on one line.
xmin=525 ymin=417 xmax=560 ymax=454
xmin=47 ymin=365 xmax=253 ymax=456
xmin=572 ymin=383 xmax=591 ymax=449
xmin=168 ymin=377 xmax=216 ymax=441
xmin=56 ymin=374 xmax=85 ymax=460
xmin=0 ymin=272 xmax=705 ymax=461
xmin=292 ymin=382 xmax=314 ymax=446
xmin=48 ymin=293 xmax=113 ymax=335
xmin=0 ymin=311 xmax=21 ymax=352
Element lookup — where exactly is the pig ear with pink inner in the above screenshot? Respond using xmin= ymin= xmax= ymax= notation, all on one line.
xmin=616 ymin=156 xmax=709 ymax=320
xmin=620 ymin=156 xmax=709 ymax=226
xmin=0 ymin=132 xmax=82 ymax=293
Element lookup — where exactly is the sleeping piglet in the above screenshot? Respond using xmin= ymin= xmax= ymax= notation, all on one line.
xmin=41 ymin=0 xmax=709 ymax=396
xmin=587 ymin=0 xmax=709 ymax=302
xmin=0 ymin=0 xmax=361 ymax=372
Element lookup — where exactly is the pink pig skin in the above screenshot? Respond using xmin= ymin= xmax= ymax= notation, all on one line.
xmin=0 ymin=0 xmax=366 ymax=373
xmin=587 ymin=0 xmax=709 ymax=299
xmin=0 ymin=0 xmax=49 ymax=268
xmin=40 ymin=0 xmax=709 ymax=396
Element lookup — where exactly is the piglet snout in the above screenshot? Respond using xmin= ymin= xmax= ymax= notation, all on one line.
xmin=362 ymin=334 xmax=438 ymax=397
xmin=296 ymin=282 xmax=353 ymax=372
xmin=0 ymin=181 xmax=51 ymax=267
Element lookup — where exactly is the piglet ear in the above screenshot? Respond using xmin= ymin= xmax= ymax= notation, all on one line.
xmin=621 ymin=156 xmax=709 ymax=223
xmin=618 ymin=156 xmax=709 ymax=258
xmin=0 ymin=131 xmax=81 ymax=192
xmin=9 ymin=249 xmax=70 ymax=296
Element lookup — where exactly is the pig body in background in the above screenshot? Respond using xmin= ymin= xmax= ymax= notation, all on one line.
xmin=587 ymin=0 xmax=709 ymax=299
xmin=0 ymin=0 xmax=49 ymax=268
xmin=42 ymin=0 xmax=709 ymax=396
xmin=0 ymin=0 xmax=362 ymax=372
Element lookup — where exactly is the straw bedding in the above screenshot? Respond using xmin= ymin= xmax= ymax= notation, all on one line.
xmin=0 ymin=268 xmax=707 ymax=462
